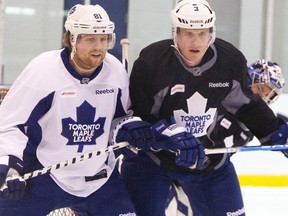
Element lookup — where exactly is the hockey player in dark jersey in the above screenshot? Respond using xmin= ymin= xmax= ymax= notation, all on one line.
xmin=120 ymin=0 xmax=288 ymax=215
xmin=0 ymin=4 xmax=154 ymax=216
xmin=165 ymin=59 xmax=286 ymax=215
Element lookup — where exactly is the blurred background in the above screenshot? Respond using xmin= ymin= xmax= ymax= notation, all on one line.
xmin=1 ymin=0 xmax=288 ymax=87
xmin=0 ymin=0 xmax=287 ymax=215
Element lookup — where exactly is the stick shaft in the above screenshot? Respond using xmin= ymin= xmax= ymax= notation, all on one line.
xmin=120 ymin=38 xmax=129 ymax=71
xmin=22 ymin=142 xmax=129 ymax=180
xmin=205 ymin=144 xmax=288 ymax=154
xmin=21 ymin=143 xmax=288 ymax=180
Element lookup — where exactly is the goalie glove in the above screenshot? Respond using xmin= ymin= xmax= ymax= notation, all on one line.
xmin=0 ymin=155 xmax=26 ymax=199
xmin=151 ymin=120 xmax=205 ymax=169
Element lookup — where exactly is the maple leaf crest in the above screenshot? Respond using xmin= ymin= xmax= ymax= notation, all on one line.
xmin=61 ymin=101 xmax=106 ymax=152
xmin=173 ymin=92 xmax=217 ymax=137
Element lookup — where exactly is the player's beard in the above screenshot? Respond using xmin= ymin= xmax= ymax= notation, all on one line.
xmin=71 ymin=50 xmax=105 ymax=75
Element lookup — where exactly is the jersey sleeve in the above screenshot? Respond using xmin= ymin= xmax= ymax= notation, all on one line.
xmin=220 ymin=50 xmax=281 ymax=141
xmin=207 ymin=112 xmax=254 ymax=147
xmin=0 ymin=71 xmax=53 ymax=159
xmin=129 ymin=58 xmax=160 ymax=124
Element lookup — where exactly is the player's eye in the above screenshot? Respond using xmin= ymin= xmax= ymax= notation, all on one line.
xmin=85 ymin=37 xmax=96 ymax=43
xmin=100 ymin=37 xmax=108 ymax=43
xmin=199 ymin=32 xmax=206 ymax=37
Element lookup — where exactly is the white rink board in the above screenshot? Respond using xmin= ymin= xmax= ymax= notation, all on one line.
xmin=242 ymin=186 xmax=288 ymax=215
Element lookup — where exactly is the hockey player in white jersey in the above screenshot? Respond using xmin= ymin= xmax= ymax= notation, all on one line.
xmin=0 ymin=4 xmax=154 ymax=215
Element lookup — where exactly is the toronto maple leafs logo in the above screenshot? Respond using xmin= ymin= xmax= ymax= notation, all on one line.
xmin=173 ymin=92 xmax=217 ymax=137
xmin=61 ymin=101 xmax=106 ymax=153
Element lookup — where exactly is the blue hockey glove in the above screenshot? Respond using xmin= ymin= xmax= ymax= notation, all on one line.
xmin=151 ymin=120 xmax=205 ymax=169
xmin=271 ymin=119 xmax=288 ymax=158
xmin=0 ymin=155 xmax=26 ymax=199
xmin=116 ymin=117 xmax=155 ymax=151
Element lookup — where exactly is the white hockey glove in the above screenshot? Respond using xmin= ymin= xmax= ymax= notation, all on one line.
xmin=151 ymin=120 xmax=205 ymax=169
xmin=0 ymin=155 xmax=26 ymax=199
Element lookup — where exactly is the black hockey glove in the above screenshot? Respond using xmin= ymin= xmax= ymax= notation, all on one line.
xmin=151 ymin=120 xmax=205 ymax=169
xmin=0 ymin=155 xmax=26 ymax=199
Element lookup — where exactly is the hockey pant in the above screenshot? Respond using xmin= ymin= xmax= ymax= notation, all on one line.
xmin=121 ymin=151 xmax=245 ymax=216
xmin=0 ymin=168 xmax=136 ymax=216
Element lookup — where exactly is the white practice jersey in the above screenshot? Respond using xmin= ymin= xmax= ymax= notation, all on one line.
xmin=0 ymin=48 xmax=132 ymax=197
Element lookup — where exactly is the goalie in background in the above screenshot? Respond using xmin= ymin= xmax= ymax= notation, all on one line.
xmin=248 ymin=60 xmax=284 ymax=105
xmin=120 ymin=0 xmax=288 ymax=216
xmin=0 ymin=4 xmax=154 ymax=216
xmin=208 ymin=59 xmax=285 ymax=150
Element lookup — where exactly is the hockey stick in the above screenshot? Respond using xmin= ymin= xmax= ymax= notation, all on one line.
xmin=18 ymin=142 xmax=288 ymax=180
xmin=204 ymin=144 xmax=288 ymax=155
xmin=22 ymin=141 xmax=131 ymax=180
xmin=126 ymin=142 xmax=288 ymax=155
xmin=120 ymin=38 xmax=130 ymax=71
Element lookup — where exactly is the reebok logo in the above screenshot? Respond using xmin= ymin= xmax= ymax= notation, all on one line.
xmin=190 ymin=20 xmax=204 ymax=24
xmin=119 ymin=213 xmax=136 ymax=216
xmin=209 ymin=82 xmax=229 ymax=88
xmin=95 ymin=88 xmax=115 ymax=95
xmin=226 ymin=207 xmax=245 ymax=216
xmin=155 ymin=123 xmax=166 ymax=132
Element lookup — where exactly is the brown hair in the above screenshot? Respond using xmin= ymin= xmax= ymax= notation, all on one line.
xmin=62 ymin=31 xmax=72 ymax=51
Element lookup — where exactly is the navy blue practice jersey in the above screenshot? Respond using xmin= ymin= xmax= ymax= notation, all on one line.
xmin=129 ymin=38 xmax=281 ymax=172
